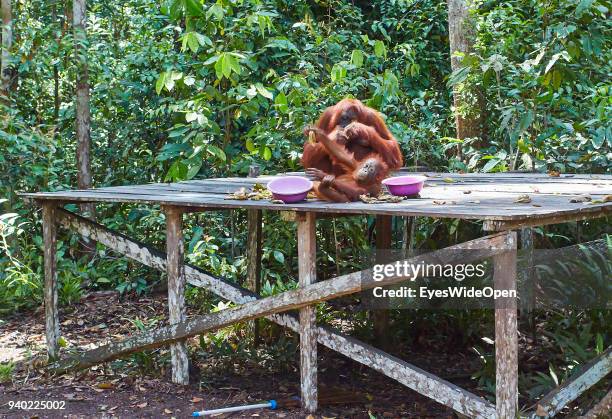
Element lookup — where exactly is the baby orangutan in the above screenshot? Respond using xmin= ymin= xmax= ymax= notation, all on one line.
xmin=304 ymin=126 xmax=389 ymax=202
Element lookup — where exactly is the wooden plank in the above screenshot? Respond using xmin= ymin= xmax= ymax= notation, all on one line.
xmin=164 ymin=206 xmax=189 ymax=385
xmin=246 ymin=166 xmax=263 ymax=344
xmin=483 ymin=209 xmax=611 ymax=231
xmin=493 ymin=233 xmax=518 ymax=419
xmin=42 ymin=203 xmax=60 ymax=359
xmin=316 ymin=327 xmax=496 ymax=419
xmin=55 ymin=209 xmax=253 ymax=302
xmin=531 ymin=347 xmax=612 ymax=418
xmin=580 ymin=387 xmax=612 ymax=419
xmin=23 ymin=188 xmax=611 ymax=223
xmin=54 ymin=209 xmax=496 ymax=418
xmin=50 ymin=231 xmax=513 ymax=372
xmin=403 ymin=216 xmax=417 ymax=251
xmin=374 ymin=215 xmax=392 ymax=348
xmin=297 ymin=212 xmax=317 ymax=412
xmin=522 ymin=227 xmax=536 ymax=336
xmin=22 ymin=178 xmax=611 ymax=223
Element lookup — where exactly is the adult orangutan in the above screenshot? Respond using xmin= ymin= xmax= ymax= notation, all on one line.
xmin=301 ymin=98 xmax=403 ymax=175
xmin=304 ymin=127 xmax=389 ymax=202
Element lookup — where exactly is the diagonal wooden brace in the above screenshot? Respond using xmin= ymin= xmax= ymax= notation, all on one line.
xmin=530 ymin=347 xmax=612 ymax=418
xmin=53 ymin=209 xmax=506 ymax=418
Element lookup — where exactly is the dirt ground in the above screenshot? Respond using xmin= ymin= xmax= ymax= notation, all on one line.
xmin=0 ymin=291 xmax=606 ymax=418
xmin=0 ymin=291 xmax=469 ymax=418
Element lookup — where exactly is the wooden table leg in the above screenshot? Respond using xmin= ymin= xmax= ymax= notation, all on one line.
xmin=494 ymin=232 xmax=518 ymax=418
xmin=247 ymin=165 xmax=263 ymax=345
xmin=297 ymin=212 xmax=317 ymax=412
xmin=165 ymin=206 xmax=189 ymax=385
xmin=42 ymin=202 xmax=60 ymax=359
xmin=521 ymin=227 xmax=536 ymax=338
xmin=374 ymin=214 xmax=392 ymax=348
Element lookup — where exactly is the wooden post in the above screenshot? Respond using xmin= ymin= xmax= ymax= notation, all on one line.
xmin=42 ymin=202 xmax=60 ymax=359
xmin=374 ymin=215 xmax=392 ymax=348
xmin=297 ymin=212 xmax=317 ymax=412
xmin=402 ymin=216 xmax=416 ymax=251
xmin=494 ymin=232 xmax=518 ymax=418
xmin=246 ymin=165 xmax=262 ymax=344
xmin=165 ymin=206 xmax=189 ymax=385
xmin=521 ymin=227 xmax=536 ymax=337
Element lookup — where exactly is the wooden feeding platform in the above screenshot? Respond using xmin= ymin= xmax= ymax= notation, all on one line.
xmin=20 ymin=171 xmax=612 ymax=418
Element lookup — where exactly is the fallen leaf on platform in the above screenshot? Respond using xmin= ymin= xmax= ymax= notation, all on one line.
xmin=463 ymin=190 xmax=471 ymax=194
xmin=514 ymin=194 xmax=532 ymax=203
xmin=443 ymin=177 xmax=455 ymax=183
xmin=569 ymin=195 xmax=591 ymax=203
xmin=548 ymin=170 xmax=560 ymax=177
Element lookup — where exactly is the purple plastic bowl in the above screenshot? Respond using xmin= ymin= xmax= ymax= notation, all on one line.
xmin=382 ymin=175 xmax=426 ymax=196
xmin=267 ymin=176 xmax=313 ymax=203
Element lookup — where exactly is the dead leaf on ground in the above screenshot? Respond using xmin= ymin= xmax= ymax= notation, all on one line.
xmin=164 ymin=408 xmax=173 ymax=414
xmin=192 ymin=397 xmax=203 ymax=403
xmin=137 ymin=402 xmax=148 ymax=408
xmin=96 ymin=382 xmax=114 ymax=389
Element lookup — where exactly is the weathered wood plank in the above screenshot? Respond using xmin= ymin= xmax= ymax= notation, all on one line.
xmin=315 ymin=327 xmax=496 ymax=419
xmin=42 ymin=203 xmax=60 ymax=359
xmin=493 ymin=234 xmax=518 ymax=419
xmin=54 ymin=209 xmax=496 ymax=418
xmin=374 ymin=214 xmax=392 ymax=348
xmin=580 ymin=387 xmax=612 ymax=419
xmin=402 ymin=216 xmax=416 ymax=251
xmin=522 ymin=227 xmax=536 ymax=336
xmin=246 ymin=166 xmax=263 ymax=344
xmin=164 ymin=206 xmax=189 ymax=385
xmin=483 ymin=209 xmax=610 ymax=231
xmin=23 ymin=186 xmax=611 ymax=223
xmin=297 ymin=212 xmax=318 ymax=412
xmin=50 ymin=231 xmax=513 ymax=372
xmin=531 ymin=347 xmax=612 ymax=418
xmin=55 ymin=209 xmax=254 ymax=302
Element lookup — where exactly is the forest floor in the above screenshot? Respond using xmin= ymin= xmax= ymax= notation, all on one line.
xmin=0 ymin=291 xmax=607 ymax=418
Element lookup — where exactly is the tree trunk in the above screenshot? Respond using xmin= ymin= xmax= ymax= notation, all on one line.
xmin=447 ymin=0 xmax=484 ymax=150
xmin=73 ymin=0 xmax=95 ymax=252
xmin=73 ymin=1 xmax=93 ymax=199
xmin=1 ymin=0 xmax=12 ymax=99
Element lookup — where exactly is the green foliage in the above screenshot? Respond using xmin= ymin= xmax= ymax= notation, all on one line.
xmin=0 ymin=0 xmax=609 ymax=403
xmin=450 ymin=0 xmax=611 ymax=173
xmin=0 ymin=362 xmax=15 ymax=383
